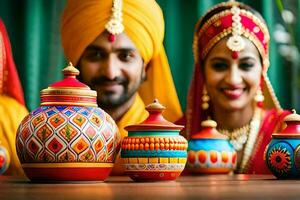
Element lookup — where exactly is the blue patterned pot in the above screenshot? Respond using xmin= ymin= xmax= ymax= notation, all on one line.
xmin=265 ymin=112 xmax=300 ymax=178
xmin=187 ymin=120 xmax=236 ymax=174
xmin=121 ymin=99 xmax=187 ymax=181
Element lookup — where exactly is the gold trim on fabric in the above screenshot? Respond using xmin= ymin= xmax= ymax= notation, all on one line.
xmin=194 ymin=8 xmax=270 ymax=67
xmin=263 ymin=73 xmax=282 ymax=110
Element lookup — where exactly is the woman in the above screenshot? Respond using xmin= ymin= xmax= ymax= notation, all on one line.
xmin=0 ymin=19 xmax=28 ymax=176
xmin=186 ymin=1 xmax=290 ymax=174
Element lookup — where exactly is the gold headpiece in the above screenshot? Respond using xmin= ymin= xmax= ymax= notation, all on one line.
xmin=105 ymin=0 xmax=124 ymax=42
xmin=226 ymin=4 xmax=245 ymax=52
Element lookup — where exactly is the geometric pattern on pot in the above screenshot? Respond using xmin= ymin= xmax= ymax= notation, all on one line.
xmin=124 ymin=163 xmax=186 ymax=171
xmin=16 ymin=106 xmax=119 ymax=163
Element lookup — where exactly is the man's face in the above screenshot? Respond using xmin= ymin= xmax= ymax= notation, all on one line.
xmin=78 ymin=31 xmax=146 ymax=109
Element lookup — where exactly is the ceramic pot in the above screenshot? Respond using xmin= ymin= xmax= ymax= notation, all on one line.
xmin=16 ymin=63 xmax=120 ymax=181
xmin=0 ymin=144 xmax=10 ymax=174
xmin=121 ymin=99 xmax=187 ymax=181
xmin=187 ymin=120 xmax=237 ymax=174
xmin=265 ymin=111 xmax=300 ymax=178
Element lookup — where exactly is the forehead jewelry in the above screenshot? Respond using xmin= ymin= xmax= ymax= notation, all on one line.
xmin=226 ymin=4 xmax=245 ymax=59
xmin=105 ymin=0 xmax=124 ymax=42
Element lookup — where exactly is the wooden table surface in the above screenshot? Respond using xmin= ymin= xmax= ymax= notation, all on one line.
xmin=1 ymin=174 xmax=300 ymax=200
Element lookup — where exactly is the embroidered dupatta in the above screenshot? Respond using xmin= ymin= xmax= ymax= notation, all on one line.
xmin=245 ymin=109 xmax=289 ymax=174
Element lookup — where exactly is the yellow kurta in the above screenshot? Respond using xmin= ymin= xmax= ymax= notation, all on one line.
xmin=0 ymin=95 xmax=28 ymax=176
xmin=111 ymin=94 xmax=148 ymax=175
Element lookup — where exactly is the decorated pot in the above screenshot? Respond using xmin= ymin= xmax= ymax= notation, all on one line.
xmin=16 ymin=63 xmax=120 ymax=181
xmin=265 ymin=111 xmax=300 ymax=178
xmin=0 ymin=143 xmax=10 ymax=174
xmin=187 ymin=120 xmax=237 ymax=174
xmin=121 ymin=99 xmax=187 ymax=181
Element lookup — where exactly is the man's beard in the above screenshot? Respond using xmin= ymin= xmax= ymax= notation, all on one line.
xmin=90 ymin=75 xmax=144 ymax=109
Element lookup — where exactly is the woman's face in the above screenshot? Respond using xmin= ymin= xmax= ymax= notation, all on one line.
xmin=203 ymin=37 xmax=262 ymax=112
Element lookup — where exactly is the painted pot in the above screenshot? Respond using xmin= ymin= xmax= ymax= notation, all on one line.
xmin=187 ymin=120 xmax=237 ymax=174
xmin=265 ymin=111 xmax=300 ymax=178
xmin=16 ymin=63 xmax=120 ymax=181
xmin=121 ymin=99 xmax=187 ymax=181
xmin=0 ymin=144 xmax=10 ymax=174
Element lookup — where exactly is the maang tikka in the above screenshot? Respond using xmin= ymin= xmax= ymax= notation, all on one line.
xmin=105 ymin=0 xmax=124 ymax=42
xmin=226 ymin=3 xmax=245 ymax=59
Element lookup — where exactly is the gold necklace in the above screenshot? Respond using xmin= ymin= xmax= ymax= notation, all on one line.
xmin=218 ymin=123 xmax=251 ymax=151
xmin=217 ymin=107 xmax=262 ymax=172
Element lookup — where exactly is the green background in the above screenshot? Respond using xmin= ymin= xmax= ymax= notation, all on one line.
xmin=0 ymin=0 xmax=298 ymax=112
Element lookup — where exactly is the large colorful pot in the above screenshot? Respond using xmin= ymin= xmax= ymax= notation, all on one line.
xmin=16 ymin=63 xmax=120 ymax=181
xmin=0 ymin=143 xmax=10 ymax=174
xmin=265 ymin=111 xmax=300 ymax=178
xmin=121 ymin=99 xmax=187 ymax=181
xmin=187 ymin=120 xmax=237 ymax=174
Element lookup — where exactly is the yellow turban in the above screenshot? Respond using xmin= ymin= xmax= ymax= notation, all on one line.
xmin=61 ymin=0 xmax=182 ymax=122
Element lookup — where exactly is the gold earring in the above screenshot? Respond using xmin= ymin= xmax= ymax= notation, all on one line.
xmin=254 ymin=87 xmax=264 ymax=107
xmin=202 ymin=86 xmax=210 ymax=110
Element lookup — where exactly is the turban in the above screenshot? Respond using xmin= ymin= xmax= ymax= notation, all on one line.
xmin=61 ymin=0 xmax=182 ymax=122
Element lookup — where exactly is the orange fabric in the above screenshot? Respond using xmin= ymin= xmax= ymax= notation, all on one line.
xmin=61 ymin=0 xmax=182 ymax=123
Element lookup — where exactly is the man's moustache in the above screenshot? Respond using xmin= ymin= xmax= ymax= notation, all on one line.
xmin=91 ymin=76 xmax=128 ymax=85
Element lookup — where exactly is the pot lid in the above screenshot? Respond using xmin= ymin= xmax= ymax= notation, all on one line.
xmin=40 ymin=63 xmax=97 ymax=107
xmin=283 ymin=109 xmax=300 ymax=122
xmin=125 ymin=99 xmax=184 ymax=131
xmin=273 ymin=109 xmax=300 ymax=138
xmin=191 ymin=119 xmax=228 ymax=139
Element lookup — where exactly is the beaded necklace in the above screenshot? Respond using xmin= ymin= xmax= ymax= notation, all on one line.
xmin=218 ymin=107 xmax=262 ymax=173
xmin=218 ymin=123 xmax=250 ymax=151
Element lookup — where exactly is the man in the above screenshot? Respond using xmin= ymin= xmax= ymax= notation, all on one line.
xmin=61 ymin=0 xmax=182 ymax=174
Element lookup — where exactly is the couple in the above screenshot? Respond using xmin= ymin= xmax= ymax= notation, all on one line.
xmin=2 ymin=0 xmax=289 ymax=176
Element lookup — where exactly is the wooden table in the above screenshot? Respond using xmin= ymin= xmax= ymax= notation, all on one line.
xmin=1 ymin=174 xmax=300 ymax=200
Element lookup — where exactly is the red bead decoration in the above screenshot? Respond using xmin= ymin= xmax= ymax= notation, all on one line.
xmin=232 ymin=51 xmax=239 ymax=59
xmin=257 ymin=101 xmax=263 ymax=108
xmin=108 ymin=33 xmax=116 ymax=42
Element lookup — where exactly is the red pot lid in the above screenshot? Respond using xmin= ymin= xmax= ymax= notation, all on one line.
xmin=125 ymin=99 xmax=184 ymax=131
xmin=191 ymin=120 xmax=228 ymax=139
xmin=40 ymin=63 xmax=97 ymax=107
xmin=273 ymin=110 xmax=300 ymax=138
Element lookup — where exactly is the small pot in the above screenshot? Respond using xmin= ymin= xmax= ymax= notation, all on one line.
xmin=121 ymin=99 xmax=187 ymax=181
xmin=265 ymin=111 xmax=300 ymax=178
xmin=187 ymin=120 xmax=237 ymax=174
